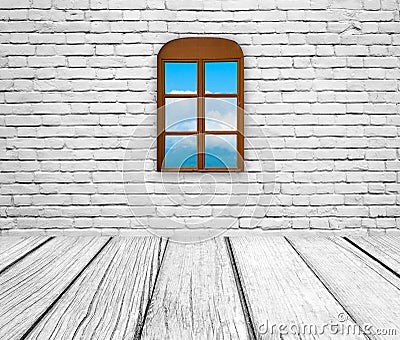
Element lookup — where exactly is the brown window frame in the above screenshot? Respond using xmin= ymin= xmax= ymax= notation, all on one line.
xmin=157 ymin=37 xmax=244 ymax=172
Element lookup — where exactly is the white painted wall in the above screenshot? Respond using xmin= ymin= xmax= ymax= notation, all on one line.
xmin=0 ymin=0 xmax=399 ymax=233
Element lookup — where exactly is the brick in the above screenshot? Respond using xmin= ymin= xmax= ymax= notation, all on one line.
xmin=32 ymin=0 xmax=52 ymax=8
xmin=363 ymin=0 xmax=380 ymax=9
xmin=335 ymin=184 xmax=368 ymax=194
xmin=364 ymin=57 xmax=398 ymax=67
xmin=310 ymin=218 xmax=329 ymax=229
xmin=0 ymin=1 xmax=399 ymax=233
xmin=54 ymin=22 xmax=90 ymax=32
xmin=335 ymin=45 xmax=368 ymax=56
xmin=28 ymin=56 xmax=66 ymax=67
xmin=115 ymin=44 xmax=153 ymax=56
xmin=109 ymin=0 xmax=146 ymax=9
xmin=276 ymin=0 xmax=310 ymax=9
xmin=55 ymin=45 xmax=94 ymax=56
xmin=307 ymin=33 xmax=340 ymax=44
xmin=110 ymin=21 xmax=148 ymax=32
xmin=53 ymin=0 xmax=89 ymax=9
xmin=282 ymin=45 xmax=315 ymax=56
xmin=0 ymin=44 xmax=35 ymax=56
xmin=331 ymin=0 xmax=362 ymax=9
xmin=0 ymin=0 xmax=30 ymax=8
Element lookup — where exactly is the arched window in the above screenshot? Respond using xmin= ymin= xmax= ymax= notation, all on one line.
xmin=157 ymin=37 xmax=244 ymax=172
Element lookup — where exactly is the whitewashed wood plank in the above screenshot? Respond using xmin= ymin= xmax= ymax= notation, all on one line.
xmin=0 ymin=237 xmax=109 ymax=340
xmin=328 ymin=236 xmax=400 ymax=289
xmin=141 ymin=238 xmax=249 ymax=340
xmin=0 ymin=236 xmax=51 ymax=274
xmin=26 ymin=237 xmax=167 ymax=340
xmin=346 ymin=235 xmax=400 ymax=276
xmin=229 ymin=236 xmax=367 ymax=340
xmin=288 ymin=236 xmax=400 ymax=340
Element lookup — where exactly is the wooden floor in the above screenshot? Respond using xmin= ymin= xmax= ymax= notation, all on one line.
xmin=0 ymin=235 xmax=399 ymax=339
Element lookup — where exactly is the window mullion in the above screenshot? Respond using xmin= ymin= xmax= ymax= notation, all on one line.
xmin=198 ymin=59 xmax=205 ymax=170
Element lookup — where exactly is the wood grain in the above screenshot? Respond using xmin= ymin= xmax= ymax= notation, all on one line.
xmin=346 ymin=235 xmax=400 ymax=276
xmin=229 ymin=236 xmax=366 ymax=340
xmin=25 ymin=237 xmax=167 ymax=340
xmin=288 ymin=236 xmax=400 ymax=340
xmin=141 ymin=238 xmax=249 ymax=340
xmin=0 ymin=236 xmax=51 ymax=273
xmin=0 ymin=237 xmax=109 ymax=340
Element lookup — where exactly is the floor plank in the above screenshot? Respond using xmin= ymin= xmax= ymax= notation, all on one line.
xmin=346 ymin=235 xmax=400 ymax=276
xmin=141 ymin=238 xmax=249 ymax=340
xmin=336 ymin=236 xmax=400 ymax=289
xmin=0 ymin=236 xmax=51 ymax=274
xmin=0 ymin=237 xmax=109 ymax=340
xmin=229 ymin=236 xmax=366 ymax=340
xmin=26 ymin=237 xmax=166 ymax=340
xmin=288 ymin=236 xmax=400 ymax=340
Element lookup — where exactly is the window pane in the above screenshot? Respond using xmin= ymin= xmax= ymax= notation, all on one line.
xmin=165 ymin=62 xmax=197 ymax=94
xmin=205 ymin=134 xmax=237 ymax=168
xmin=165 ymin=98 xmax=197 ymax=132
xmin=205 ymin=98 xmax=237 ymax=131
xmin=205 ymin=61 xmax=237 ymax=94
xmin=164 ymin=135 xmax=197 ymax=168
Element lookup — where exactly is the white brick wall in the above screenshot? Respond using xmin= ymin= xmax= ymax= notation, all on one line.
xmin=0 ymin=0 xmax=399 ymax=233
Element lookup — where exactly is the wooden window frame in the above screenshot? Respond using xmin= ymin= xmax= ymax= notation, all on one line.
xmin=157 ymin=37 xmax=244 ymax=172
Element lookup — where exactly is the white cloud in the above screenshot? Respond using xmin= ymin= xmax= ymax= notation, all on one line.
xmin=165 ymin=98 xmax=197 ymax=131
xmin=169 ymin=90 xmax=197 ymax=94
xmin=206 ymin=135 xmax=236 ymax=151
xmin=205 ymin=98 xmax=237 ymax=131
xmin=166 ymin=135 xmax=196 ymax=148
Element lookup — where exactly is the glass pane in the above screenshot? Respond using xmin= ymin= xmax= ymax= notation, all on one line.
xmin=165 ymin=98 xmax=197 ymax=132
xmin=205 ymin=98 xmax=237 ymax=131
xmin=205 ymin=134 xmax=237 ymax=168
xmin=165 ymin=62 xmax=197 ymax=94
xmin=164 ymin=135 xmax=197 ymax=168
xmin=205 ymin=61 xmax=237 ymax=94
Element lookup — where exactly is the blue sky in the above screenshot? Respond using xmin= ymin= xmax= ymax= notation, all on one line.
xmin=164 ymin=135 xmax=197 ymax=168
xmin=165 ymin=62 xmax=197 ymax=94
xmin=205 ymin=98 xmax=237 ymax=131
xmin=165 ymin=61 xmax=238 ymax=94
xmin=164 ymin=61 xmax=238 ymax=168
xmin=165 ymin=97 xmax=237 ymax=132
xmin=164 ymin=134 xmax=237 ymax=168
xmin=205 ymin=62 xmax=237 ymax=94
xmin=165 ymin=98 xmax=197 ymax=131
xmin=205 ymin=135 xmax=237 ymax=168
